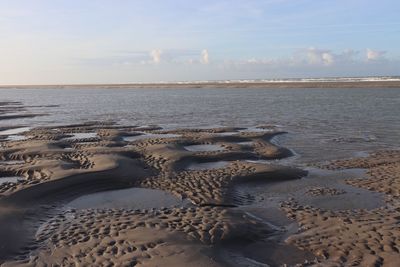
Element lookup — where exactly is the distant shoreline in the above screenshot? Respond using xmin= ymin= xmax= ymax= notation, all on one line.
xmin=1 ymin=80 xmax=400 ymax=89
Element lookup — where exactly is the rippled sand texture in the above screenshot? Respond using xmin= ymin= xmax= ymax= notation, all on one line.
xmin=5 ymin=207 xmax=269 ymax=267
xmin=0 ymin=123 xmax=303 ymax=266
xmin=2 ymin=119 xmax=400 ymax=266
xmin=282 ymin=150 xmax=400 ymax=266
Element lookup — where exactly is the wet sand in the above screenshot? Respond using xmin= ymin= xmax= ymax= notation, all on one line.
xmin=281 ymin=151 xmax=400 ymax=266
xmin=0 ymin=121 xmax=399 ymax=266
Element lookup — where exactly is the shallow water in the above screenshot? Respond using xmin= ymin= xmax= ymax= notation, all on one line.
xmin=67 ymin=187 xmax=188 ymax=209
xmin=1 ymin=87 xmax=399 ymax=164
xmin=184 ymin=144 xmax=225 ymax=152
xmin=4 ymin=135 xmax=28 ymax=141
xmin=0 ymin=127 xmax=31 ymax=136
xmin=123 ymin=133 xmax=181 ymax=142
xmin=0 ymin=176 xmax=23 ymax=185
xmin=239 ymin=127 xmax=274 ymax=133
xmin=214 ymin=132 xmax=239 ymax=136
xmin=0 ymin=160 xmax=25 ymax=165
xmin=63 ymin=132 xmax=98 ymax=140
xmin=237 ymin=167 xmax=385 ymax=211
xmin=237 ymin=141 xmax=254 ymax=146
xmin=0 ymin=127 xmax=31 ymax=141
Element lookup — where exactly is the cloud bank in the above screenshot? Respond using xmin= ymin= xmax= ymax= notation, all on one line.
xmin=4 ymin=46 xmax=397 ymax=84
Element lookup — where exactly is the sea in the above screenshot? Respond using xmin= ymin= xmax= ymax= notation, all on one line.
xmin=1 ymin=86 xmax=399 ymax=164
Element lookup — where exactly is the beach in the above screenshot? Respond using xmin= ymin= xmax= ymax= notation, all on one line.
xmin=0 ymin=90 xmax=399 ymax=266
xmin=2 ymin=0 xmax=400 ymax=264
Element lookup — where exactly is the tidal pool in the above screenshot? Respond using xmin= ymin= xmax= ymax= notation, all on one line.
xmin=184 ymin=144 xmax=225 ymax=152
xmin=67 ymin=187 xmax=189 ymax=209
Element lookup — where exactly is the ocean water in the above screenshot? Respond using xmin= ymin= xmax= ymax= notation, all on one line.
xmin=1 ymin=87 xmax=399 ymax=164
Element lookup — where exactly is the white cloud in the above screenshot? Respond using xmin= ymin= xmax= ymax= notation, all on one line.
xmin=321 ymin=52 xmax=334 ymax=65
xmin=366 ymin=49 xmax=386 ymax=61
xmin=201 ymin=49 xmax=209 ymax=64
xmin=306 ymin=47 xmax=335 ymax=66
xmin=246 ymin=58 xmax=258 ymax=64
xmin=150 ymin=49 xmax=162 ymax=64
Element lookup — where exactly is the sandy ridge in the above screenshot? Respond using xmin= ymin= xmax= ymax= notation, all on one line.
xmin=0 ymin=123 xmax=304 ymax=266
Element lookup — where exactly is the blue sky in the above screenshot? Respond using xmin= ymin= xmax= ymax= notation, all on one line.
xmin=0 ymin=0 xmax=399 ymax=84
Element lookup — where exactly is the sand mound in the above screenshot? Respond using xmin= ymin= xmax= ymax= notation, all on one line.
xmin=0 ymin=123 xmax=301 ymax=265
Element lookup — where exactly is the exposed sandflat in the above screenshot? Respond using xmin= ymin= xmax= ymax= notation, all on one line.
xmin=0 ymin=111 xmax=399 ymax=265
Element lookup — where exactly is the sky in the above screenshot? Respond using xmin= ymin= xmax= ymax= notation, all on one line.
xmin=0 ymin=0 xmax=399 ymax=84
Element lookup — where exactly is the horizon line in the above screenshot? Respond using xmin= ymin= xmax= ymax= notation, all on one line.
xmin=1 ymin=75 xmax=400 ymax=88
